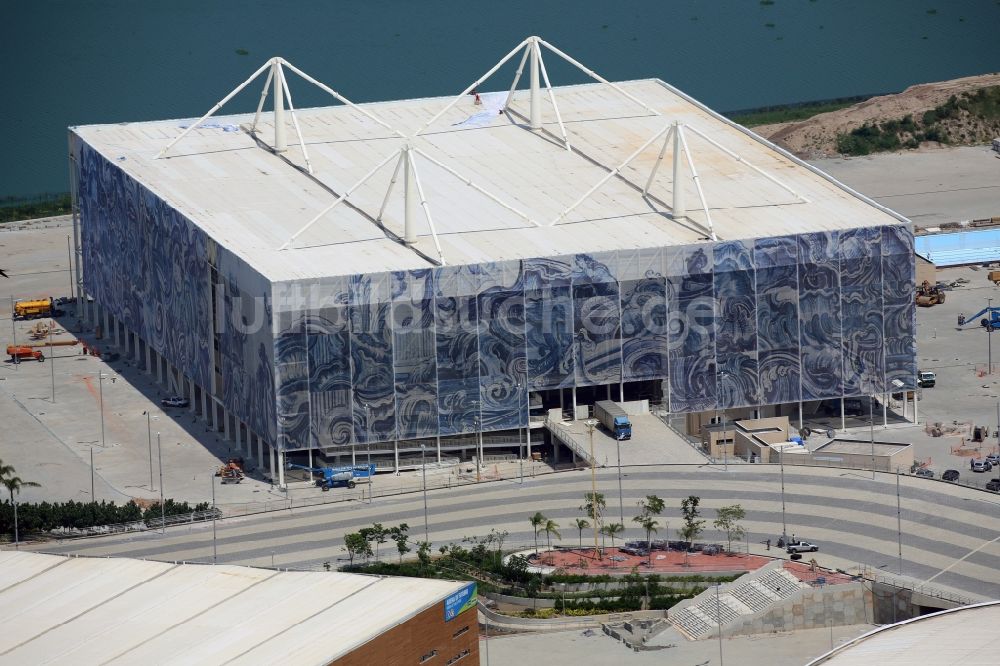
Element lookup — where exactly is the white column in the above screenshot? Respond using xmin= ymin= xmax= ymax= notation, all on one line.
xmin=273 ymin=60 xmax=286 ymax=152
xmin=189 ymin=380 xmax=196 ymax=414
xmin=840 ymin=397 xmax=846 ymax=431
xmin=436 ymin=435 xmax=441 ymax=464
xmin=672 ymin=123 xmax=685 ymax=219
xmin=914 ymin=393 xmax=919 ymax=424
xmin=224 ymin=410 xmax=231 ymax=441
xmin=393 ymin=441 xmax=399 ymax=474
xmin=269 ymin=444 xmax=276 ymax=481
xmin=145 ymin=344 xmax=152 ymax=375
xmin=202 ymin=389 xmax=209 ymax=423
xmin=278 ymin=451 xmax=285 ymax=488
xmin=307 ymin=447 xmax=313 ymax=469
xmin=903 ymin=391 xmax=908 ymax=422
xmin=882 ymin=393 xmax=888 ymax=428
xmin=527 ymin=428 xmax=533 ymax=460
xmin=403 ymin=148 xmax=417 ymax=245
xmin=113 ymin=317 xmax=120 ymax=348
xmin=256 ymin=434 xmax=264 ymax=467
xmin=572 ymin=387 xmax=578 ymax=419
xmin=529 ymin=39 xmax=541 ymax=130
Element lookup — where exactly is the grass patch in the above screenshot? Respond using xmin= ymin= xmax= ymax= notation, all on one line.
xmin=0 ymin=192 xmax=71 ymax=223
xmin=727 ymin=99 xmax=862 ymax=127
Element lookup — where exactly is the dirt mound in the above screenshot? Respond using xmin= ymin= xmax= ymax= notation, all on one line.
xmin=755 ymin=73 xmax=1000 ymax=158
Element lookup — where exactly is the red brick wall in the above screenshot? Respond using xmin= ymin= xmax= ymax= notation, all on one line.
xmin=330 ymin=602 xmax=479 ymax=666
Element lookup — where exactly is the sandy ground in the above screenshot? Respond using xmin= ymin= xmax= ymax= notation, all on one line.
xmin=754 ymin=73 xmax=1000 ymax=158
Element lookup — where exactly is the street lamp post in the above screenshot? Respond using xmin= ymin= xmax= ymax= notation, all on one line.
xmin=420 ymin=444 xmax=429 ymax=542
xmin=98 ymin=372 xmax=107 ymax=450
xmin=90 ymin=445 xmax=95 ymax=501
xmin=779 ymin=443 xmax=787 ymax=545
xmin=615 ymin=433 xmax=624 ymax=526
xmin=869 ymin=384 xmax=876 ymax=481
xmin=157 ymin=432 xmax=165 ymax=534
xmin=989 ymin=297 xmax=994 ymax=374
xmin=144 ymin=411 xmax=158 ymax=491
xmin=585 ymin=419 xmax=601 ymax=559
xmin=365 ymin=403 xmax=373 ymax=503
xmin=722 ymin=411 xmax=728 ymax=472
xmin=211 ymin=471 xmax=217 ymax=564
xmin=896 ymin=467 xmax=902 ymax=575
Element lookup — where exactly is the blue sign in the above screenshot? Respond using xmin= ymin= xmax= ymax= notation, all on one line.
xmin=444 ymin=582 xmax=477 ymax=621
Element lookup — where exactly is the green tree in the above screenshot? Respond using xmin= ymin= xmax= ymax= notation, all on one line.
xmin=573 ymin=518 xmax=590 ymax=547
xmin=2 ymin=466 xmax=40 ymax=547
xmin=714 ymin=504 xmax=747 ymax=553
xmin=601 ymin=522 xmax=624 ymax=548
xmin=529 ymin=511 xmax=546 ymax=554
xmin=369 ymin=522 xmax=389 ymax=561
xmin=543 ymin=519 xmax=561 ymax=549
xmin=343 ymin=532 xmax=371 ymax=567
xmin=638 ymin=495 xmax=665 ymax=519
xmin=634 ymin=515 xmax=660 ymax=563
xmin=580 ymin=492 xmax=606 ymax=526
xmin=679 ymin=496 xmax=705 ymax=546
xmin=416 ymin=541 xmax=432 ymax=569
xmin=390 ymin=523 xmax=410 ymax=563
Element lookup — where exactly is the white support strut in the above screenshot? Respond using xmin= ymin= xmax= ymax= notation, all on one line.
xmin=277 ymin=64 xmax=313 ymax=174
xmin=677 ymin=125 xmax=717 ymax=241
xmin=537 ymin=38 xmax=662 ymax=118
xmin=412 ymin=148 xmax=540 ymax=227
xmin=376 ymin=152 xmax=406 ymax=222
xmin=273 ymin=60 xmax=286 ymax=152
xmin=413 ymin=37 xmax=533 ymax=137
xmin=405 ymin=152 xmax=447 ymax=266
xmin=534 ymin=40 xmax=571 ymax=151
xmin=550 ymin=123 xmax=672 ymax=226
xmin=250 ymin=67 xmax=274 ymax=135
xmin=279 ymin=59 xmax=407 ymax=140
xmin=157 ymin=58 xmax=273 ymax=158
xmin=683 ymin=124 xmax=809 ymax=203
xmin=279 ymin=149 xmax=402 ymax=250
xmin=503 ymin=44 xmax=531 ymax=110
xmin=643 ymin=124 xmax=675 ymax=195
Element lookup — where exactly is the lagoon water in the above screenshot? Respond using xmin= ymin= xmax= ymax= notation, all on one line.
xmin=3 ymin=0 xmax=999 ymax=199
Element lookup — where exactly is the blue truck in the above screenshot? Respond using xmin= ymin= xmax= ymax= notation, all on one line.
xmin=286 ymin=463 xmax=376 ymax=490
xmin=594 ymin=400 xmax=632 ymax=440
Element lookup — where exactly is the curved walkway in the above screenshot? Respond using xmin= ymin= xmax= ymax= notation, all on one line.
xmin=17 ymin=464 xmax=1000 ymax=600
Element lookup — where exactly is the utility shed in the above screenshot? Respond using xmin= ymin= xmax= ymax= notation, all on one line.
xmin=0 ymin=551 xmax=478 ymax=665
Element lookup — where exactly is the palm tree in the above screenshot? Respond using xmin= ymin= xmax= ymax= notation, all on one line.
xmin=2 ymin=473 xmax=40 ymax=549
xmin=573 ymin=518 xmax=590 ymax=548
xmin=529 ymin=511 xmax=546 ymax=554
xmin=601 ymin=522 xmax=624 ymax=549
xmin=634 ymin=515 xmax=660 ymax=564
xmin=543 ymin=519 xmax=561 ymax=549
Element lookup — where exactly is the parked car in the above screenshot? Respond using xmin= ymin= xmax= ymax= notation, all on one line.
xmin=917 ymin=371 xmax=936 ymax=388
xmin=161 ymin=396 xmax=190 ymax=408
xmin=914 ymin=468 xmax=934 ymax=479
xmin=987 ymin=453 xmax=1000 ymax=466
xmin=986 ymin=479 xmax=1000 ymax=492
xmin=971 ymin=459 xmax=993 ymax=473
xmin=942 ymin=469 xmax=960 ymax=482
xmin=786 ymin=540 xmax=819 ymax=554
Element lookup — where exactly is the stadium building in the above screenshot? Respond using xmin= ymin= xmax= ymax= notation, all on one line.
xmin=69 ymin=38 xmax=916 ymax=485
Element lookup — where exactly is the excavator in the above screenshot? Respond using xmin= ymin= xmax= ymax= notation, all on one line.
xmin=215 ymin=458 xmax=246 ymax=484
xmin=286 ymin=462 xmax=376 ymax=490
xmin=914 ymin=280 xmax=946 ymax=307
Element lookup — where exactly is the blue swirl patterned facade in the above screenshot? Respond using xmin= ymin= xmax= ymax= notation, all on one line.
xmin=75 ymin=136 xmax=916 ymax=453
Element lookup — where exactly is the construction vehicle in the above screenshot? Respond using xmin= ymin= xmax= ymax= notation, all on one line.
xmin=13 ymin=297 xmax=55 ymax=320
xmin=914 ymin=280 xmax=946 ymax=307
xmin=958 ymin=306 xmax=1000 ymax=331
xmin=594 ymin=400 xmax=632 ymax=440
xmin=6 ymin=345 xmax=44 ymax=362
xmin=215 ymin=458 xmax=246 ymax=484
xmin=286 ymin=462 xmax=376 ymax=490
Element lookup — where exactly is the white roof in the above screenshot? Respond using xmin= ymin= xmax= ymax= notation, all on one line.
xmin=72 ymin=78 xmax=905 ymax=282
xmin=0 ymin=551 xmax=466 ymax=665
xmin=807 ymin=601 xmax=1000 ymax=665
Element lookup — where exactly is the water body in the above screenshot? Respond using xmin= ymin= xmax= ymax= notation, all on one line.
xmin=3 ymin=0 xmax=999 ymax=200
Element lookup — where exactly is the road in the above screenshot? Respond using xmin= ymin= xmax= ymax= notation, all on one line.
xmin=25 ymin=464 xmax=1000 ymax=600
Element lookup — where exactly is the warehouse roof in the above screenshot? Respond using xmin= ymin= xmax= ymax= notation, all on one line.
xmin=72 ymin=54 xmax=908 ymax=282
xmin=0 ymin=551 xmax=467 ymax=665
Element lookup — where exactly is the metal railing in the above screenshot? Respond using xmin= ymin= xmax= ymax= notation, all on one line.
xmin=859 ymin=565 xmax=977 ymax=606
xmin=43 ymin=508 xmax=223 ymax=539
